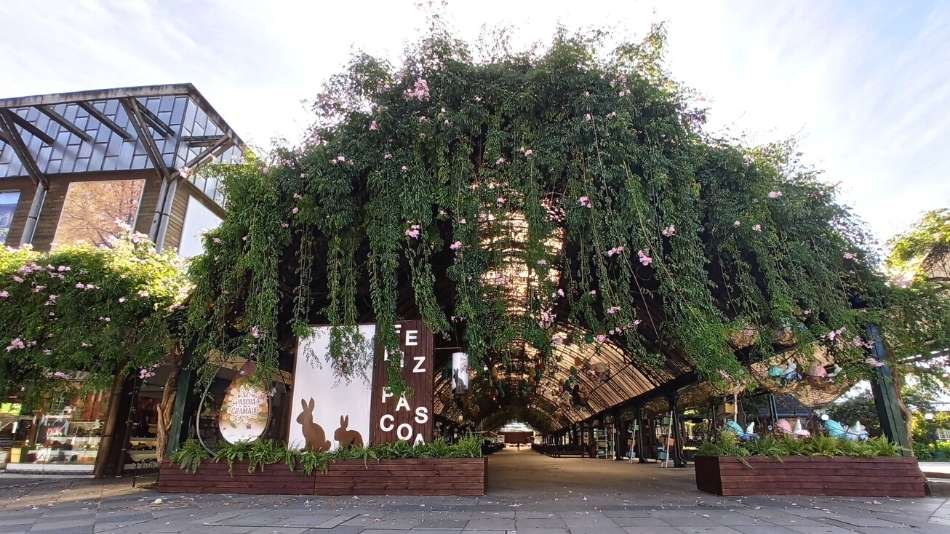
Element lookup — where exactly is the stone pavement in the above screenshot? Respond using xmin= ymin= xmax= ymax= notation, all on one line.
xmin=0 ymin=449 xmax=948 ymax=533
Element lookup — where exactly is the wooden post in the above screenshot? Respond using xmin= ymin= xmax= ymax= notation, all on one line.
xmin=633 ymin=405 xmax=646 ymax=463
xmin=668 ymin=394 xmax=686 ymax=468
xmin=867 ymin=324 xmax=911 ymax=453
xmin=614 ymin=409 xmax=628 ymax=460
xmin=164 ymin=367 xmax=193 ymax=459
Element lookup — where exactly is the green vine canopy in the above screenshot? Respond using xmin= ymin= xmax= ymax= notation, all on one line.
xmin=187 ymin=27 xmax=891 ymax=422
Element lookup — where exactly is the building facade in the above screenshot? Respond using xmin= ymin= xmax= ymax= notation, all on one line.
xmin=0 ymin=84 xmax=242 ymax=474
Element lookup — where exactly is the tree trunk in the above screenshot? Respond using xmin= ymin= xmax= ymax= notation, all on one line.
xmin=93 ymin=370 xmax=130 ymax=478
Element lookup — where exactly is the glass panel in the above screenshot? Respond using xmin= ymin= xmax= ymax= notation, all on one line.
xmin=178 ymin=195 xmax=222 ymax=259
xmin=0 ymin=191 xmax=21 ymax=242
xmin=51 ymin=179 xmax=145 ymax=248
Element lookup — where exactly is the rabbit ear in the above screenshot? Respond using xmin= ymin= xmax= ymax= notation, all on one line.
xmin=343 ymin=415 xmax=349 ymax=426
xmin=308 ymin=398 xmax=315 ymax=410
xmin=340 ymin=415 xmax=345 ymax=426
xmin=300 ymin=398 xmax=307 ymax=410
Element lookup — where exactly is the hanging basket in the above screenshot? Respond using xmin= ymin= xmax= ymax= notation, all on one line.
xmin=749 ymin=345 xmax=854 ymax=408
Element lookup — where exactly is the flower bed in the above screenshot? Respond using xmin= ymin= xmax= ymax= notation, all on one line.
xmin=695 ymin=455 xmax=926 ymax=497
xmin=694 ymin=433 xmax=926 ymax=497
xmin=158 ymin=457 xmax=486 ymax=496
xmin=159 ymin=438 xmax=486 ymax=496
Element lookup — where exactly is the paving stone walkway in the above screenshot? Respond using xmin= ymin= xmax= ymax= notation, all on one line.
xmin=0 ymin=449 xmax=948 ymax=533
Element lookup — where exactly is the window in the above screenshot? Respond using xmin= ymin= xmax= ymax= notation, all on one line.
xmin=52 ymin=179 xmax=145 ymax=248
xmin=178 ymin=195 xmax=222 ymax=259
xmin=0 ymin=191 xmax=20 ymax=243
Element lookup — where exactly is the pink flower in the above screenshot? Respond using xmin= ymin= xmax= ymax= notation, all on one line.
xmin=449 ymin=240 xmax=463 ymax=251
xmin=638 ymin=250 xmax=653 ymax=266
xmin=843 ymin=252 xmax=856 ymax=260
xmin=401 ymin=165 xmax=408 ymax=172
xmin=578 ymin=196 xmax=592 ymax=208
xmin=32 ymin=285 xmax=45 ymax=293
xmin=404 ymin=78 xmax=430 ymax=101
xmin=768 ymin=191 xmax=783 ymax=199
xmin=369 ymin=120 xmax=379 ymax=131
xmin=584 ymin=113 xmax=592 ymax=121
xmin=292 ymin=207 xmax=300 ymax=215
xmin=606 ymin=306 xmax=621 ymax=315
xmin=662 ymin=224 xmax=676 ymax=237
xmin=595 ymin=334 xmax=607 ymax=343
xmin=384 ymin=153 xmax=393 ymax=160
xmin=523 ymin=149 xmax=534 ymax=157
xmin=496 ymin=196 xmax=507 ymax=206
xmin=99 ymin=316 xmax=111 ymax=322
xmin=75 ymin=283 xmax=85 ymax=289
xmin=606 ymin=111 xmax=617 ymax=119
xmin=212 ymin=237 xmax=222 ymax=244
xmin=495 ymin=157 xmax=506 ymax=166
xmin=336 ymin=155 xmax=346 ymax=163
xmin=293 ymin=193 xmax=303 ymax=200
xmin=281 ymin=223 xmax=289 ymax=228
xmin=556 ymin=289 xmax=565 ymax=297
xmin=250 ymin=325 xmax=261 ymax=338
xmin=405 ymin=224 xmax=421 ymax=240
xmin=12 ymin=276 xmax=23 ymax=283
xmin=826 ymin=326 xmax=846 ymax=341
xmin=0 ymin=291 xmax=7 ymax=298
xmin=118 ymin=297 xmax=126 ymax=303
xmin=865 ymin=357 xmax=885 ymax=368
xmin=733 ymin=220 xmax=741 ymax=227
xmin=606 ymin=246 xmax=625 ymax=257
xmin=752 ymin=224 xmax=762 ymax=232
xmin=5 ymin=338 xmax=25 ymax=351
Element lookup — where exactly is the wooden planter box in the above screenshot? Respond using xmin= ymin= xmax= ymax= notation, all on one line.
xmin=695 ymin=456 xmax=926 ymax=497
xmin=158 ymin=457 xmax=486 ymax=496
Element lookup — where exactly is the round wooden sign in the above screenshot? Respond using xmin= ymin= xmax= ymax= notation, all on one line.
xmin=218 ymin=377 xmax=270 ymax=444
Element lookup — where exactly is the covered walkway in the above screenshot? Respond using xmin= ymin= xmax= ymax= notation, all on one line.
xmin=486 ymin=448 xmax=699 ymax=507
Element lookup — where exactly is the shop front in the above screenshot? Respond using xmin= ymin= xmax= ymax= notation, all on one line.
xmin=0 ymin=372 xmax=165 ymax=474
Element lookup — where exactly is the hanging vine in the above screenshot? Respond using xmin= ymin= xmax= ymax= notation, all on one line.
xmin=186 ymin=25 xmax=896 ymax=399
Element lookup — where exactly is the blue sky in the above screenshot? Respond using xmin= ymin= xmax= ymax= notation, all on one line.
xmin=1 ymin=0 xmax=947 ymax=244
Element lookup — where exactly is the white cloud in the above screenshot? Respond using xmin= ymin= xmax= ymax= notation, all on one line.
xmin=1 ymin=0 xmax=946 ymax=242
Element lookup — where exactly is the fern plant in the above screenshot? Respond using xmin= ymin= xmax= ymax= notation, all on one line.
xmin=170 ymin=439 xmax=209 ymax=474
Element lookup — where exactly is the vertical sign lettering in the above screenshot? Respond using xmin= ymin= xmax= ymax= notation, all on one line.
xmin=369 ymin=320 xmax=433 ymax=445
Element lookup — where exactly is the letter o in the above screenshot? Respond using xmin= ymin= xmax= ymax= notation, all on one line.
xmin=396 ymin=423 xmax=413 ymax=440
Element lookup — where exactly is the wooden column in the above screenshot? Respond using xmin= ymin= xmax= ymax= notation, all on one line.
xmin=668 ymin=394 xmax=686 ymax=468
xmin=164 ymin=367 xmax=194 ymax=458
xmin=614 ymin=410 xmax=628 ymax=460
xmin=867 ymin=324 xmax=911 ymax=453
xmin=634 ymin=405 xmax=647 ymax=463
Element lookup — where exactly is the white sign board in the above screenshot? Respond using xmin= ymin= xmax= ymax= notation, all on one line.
xmin=288 ymin=325 xmax=375 ymax=451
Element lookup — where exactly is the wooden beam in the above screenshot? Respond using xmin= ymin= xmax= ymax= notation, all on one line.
xmin=35 ymin=104 xmax=93 ymax=143
xmin=132 ymin=99 xmax=175 ymax=138
xmin=3 ymin=110 xmax=55 ymax=145
xmin=0 ymin=109 xmax=47 ymax=187
xmin=170 ymin=136 xmax=232 ymax=180
xmin=76 ymin=101 xmax=132 ymax=141
xmin=0 ymin=130 xmax=8 ymax=145
xmin=120 ymin=98 xmax=170 ymax=180
xmin=180 ymin=135 xmax=225 ymax=147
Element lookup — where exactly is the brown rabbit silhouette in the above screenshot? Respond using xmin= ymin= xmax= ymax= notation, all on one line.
xmin=334 ymin=415 xmax=363 ymax=449
xmin=296 ymin=398 xmax=331 ymax=452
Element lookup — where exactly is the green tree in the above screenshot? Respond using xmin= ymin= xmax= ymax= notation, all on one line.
xmin=0 ymin=229 xmax=188 ymax=402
